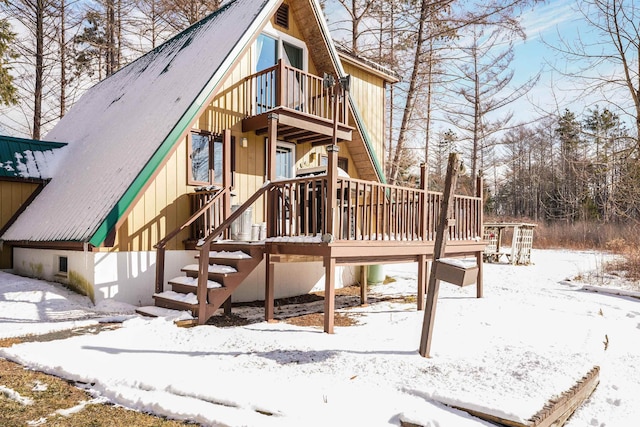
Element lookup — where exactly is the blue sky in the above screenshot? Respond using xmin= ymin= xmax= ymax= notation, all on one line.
xmin=511 ymin=0 xmax=587 ymax=120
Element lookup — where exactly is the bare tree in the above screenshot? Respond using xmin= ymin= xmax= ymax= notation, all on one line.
xmin=552 ymin=0 xmax=640 ymax=147
xmin=444 ymin=24 xmax=539 ymax=191
xmin=1 ymin=0 xmax=60 ymax=139
xmin=157 ymin=0 xmax=222 ymax=32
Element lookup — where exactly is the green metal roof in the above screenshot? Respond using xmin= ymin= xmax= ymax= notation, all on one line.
xmin=0 ymin=135 xmax=67 ymax=180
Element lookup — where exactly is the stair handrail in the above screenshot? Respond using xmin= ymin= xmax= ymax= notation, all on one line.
xmin=196 ymin=181 xmax=272 ymax=323
xmin=154 ymin=187 xmax=229 ymax=294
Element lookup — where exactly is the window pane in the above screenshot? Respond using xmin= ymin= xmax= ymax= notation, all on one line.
xmin=256 ymin=34 xmax=278 ymax=71
xmin=213 ymin=139 xmax=223 ymax=184
xmin=191 ymin=132 xmax=209 ymax=183
xmin=276 ymin=145 xmax=294 ymax=179
xmin=283 ymin=41 xmax=303 ymax=69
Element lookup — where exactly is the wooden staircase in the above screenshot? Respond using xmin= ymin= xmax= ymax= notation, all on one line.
xmin=151 ymin=243 xmax=265 ymax=319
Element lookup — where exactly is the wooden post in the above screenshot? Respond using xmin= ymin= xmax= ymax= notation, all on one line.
xmin=267 ymin=113 xmax=278 ymax=182
xmin=324 ymin=256 xmax=336 ymax=333
xmin=223 ymin=129 xmax=232 ymax=221
xmin=223 ymin=297 xmax=232 ymax=315
xmin=360 ymin=265 xmax=368 ymax=306
xmin=197 ymin=240 xmax=211 ymax=325
xmin=476 ymin=176 xmax=484 ymax=298
xmin=326 ymin=144 xmax=339 ymax=238
xmin=155 ymin=246 xmax=165 ymax=294
xmin=265 ymin=253 xmax=275 ymax=322
xmin=419 ymin=153 xmax=461 ymax=357
xmin=420 ymin=163 xmax=428 ymax=240
xmin=276 ymin=59 xmax=284 ymax=107
xmin=417 ymin=254 xmax=427 ymax=310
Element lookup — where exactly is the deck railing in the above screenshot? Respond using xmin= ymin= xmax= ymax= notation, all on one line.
xmin=268 ymin=175 xmax=483 ymax=242
xmin=153 ymin=187 xmax=230 ymax=294
xmin=243 ymin=60 xmax=348 ymax=126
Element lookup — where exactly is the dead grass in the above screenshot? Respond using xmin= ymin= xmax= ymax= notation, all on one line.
xmin=0 ymin=335 xmax=197 ymax=426
xmin=604 ymin=239 xmax=640 ymax=281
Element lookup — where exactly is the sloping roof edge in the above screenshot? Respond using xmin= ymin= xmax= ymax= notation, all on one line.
xmin=308 ymin=0 xmax=387 ymax=184
xmin=88 ymin=0 xmax=279 ymax=247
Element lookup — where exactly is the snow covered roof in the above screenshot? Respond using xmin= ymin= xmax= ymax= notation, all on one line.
xmin=2 ymin=0 xmax=277 ymax=244
xmin=2 ymin=0 xmax=384 ymax=244
xmin=0 ymin=135 xmax=67 ymax=181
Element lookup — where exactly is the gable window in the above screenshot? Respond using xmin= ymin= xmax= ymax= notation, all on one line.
xmin=255 ymin=28 xmax=307 ymax=73
xmin=188 ymin=131 xmax=225 ymax=185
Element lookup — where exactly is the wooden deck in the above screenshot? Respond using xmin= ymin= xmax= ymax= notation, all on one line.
xmin=154 ymin=154 xmax=485 ymax=333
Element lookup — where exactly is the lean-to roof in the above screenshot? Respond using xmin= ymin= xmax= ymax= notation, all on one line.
xmin=0 ymin=135 xmax=67 ymax=181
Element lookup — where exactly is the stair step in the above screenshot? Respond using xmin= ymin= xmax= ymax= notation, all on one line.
xmin=136 ymin=305 xmax=194 ymax=321
xmin=208 ymin=250 xmax=252 ymax=259
xmin=168 ymin=276 xmax=223 ymax=291
xmin=181 ymin=264 xmax=238 ymax=281
xmin=153 ymin=291 xmax=198 ymax=314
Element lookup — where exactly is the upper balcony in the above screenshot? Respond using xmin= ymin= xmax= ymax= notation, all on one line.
xmin=241 ymin=60 xmax=353 ymax=145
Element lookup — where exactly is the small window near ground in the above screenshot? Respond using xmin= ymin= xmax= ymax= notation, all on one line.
xmin=58 ymin=256 xmax=68 ymax=276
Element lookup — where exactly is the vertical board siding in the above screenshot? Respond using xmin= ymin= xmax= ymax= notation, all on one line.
xmin=0 ymin=181 xmax=39 ymax=230
xmin=0 ymin=181 xmax=39 ymax=268
xmin=341 ymin=62 xmax=386 ymax=164
xmin=111 ymin=137 xmax=191 ymax=252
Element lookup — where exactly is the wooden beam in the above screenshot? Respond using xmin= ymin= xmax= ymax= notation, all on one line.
xmin=419 ymin=153 xmax=461 ymax=357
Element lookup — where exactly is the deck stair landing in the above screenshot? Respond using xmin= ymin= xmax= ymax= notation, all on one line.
xmin=151 ymin=243 xmax=265 ymax=319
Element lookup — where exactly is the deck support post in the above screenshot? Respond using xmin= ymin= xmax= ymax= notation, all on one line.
xmin=360 ymin=266 xmax=368 ymax=305
xmin=324 ymin=256 xmax=336 ymax=334
xmin=419 ymin=153 xmax=461 ymax=357
xmin=223 ymin=296 xmax=232 ymax=315
xmin=265 ymin=253 xmax=275 ymax=322
xmin=417 ymin=255 xmax=427 ymax=310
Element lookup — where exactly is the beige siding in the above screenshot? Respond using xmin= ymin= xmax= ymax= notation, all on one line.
xmin=108 ymin=137 xmax=191 ymax=252
xmin=1 ymin=181 xmax=40 ymax=267
xmin=342 ymin=61 xmax=386 ymax=167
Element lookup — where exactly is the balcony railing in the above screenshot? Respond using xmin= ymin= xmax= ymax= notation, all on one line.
xmin=243 ymin=60 xmax=348 ymax=126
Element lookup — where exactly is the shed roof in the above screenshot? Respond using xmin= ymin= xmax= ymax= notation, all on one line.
xmin=0 ymin=135 xmax=67 ymax=181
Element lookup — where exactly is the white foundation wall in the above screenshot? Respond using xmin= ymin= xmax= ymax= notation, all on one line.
xmin=93 ymin=250 xmax=197 ymax=306
xmin=13 ymin=247 xmax=95 ymax=290
xmin=11 ymin=248 xmax=361 ymax=306
xmin=12 ymin=248 xmax=196 ymax=306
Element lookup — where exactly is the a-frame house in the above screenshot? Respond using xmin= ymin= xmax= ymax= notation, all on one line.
xmin=0 ymin=0 xmax=485 ymax=332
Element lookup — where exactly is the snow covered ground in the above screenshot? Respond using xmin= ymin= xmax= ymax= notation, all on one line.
xmin=1 ymin=249 xmax=639 ymax=426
